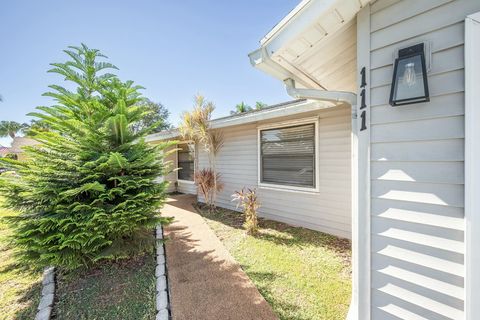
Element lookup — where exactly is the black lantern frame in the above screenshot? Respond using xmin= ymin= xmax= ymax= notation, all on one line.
xmin=389 ymin=43 xmax=430 ymax=106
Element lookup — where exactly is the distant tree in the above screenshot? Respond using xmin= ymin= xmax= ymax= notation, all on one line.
xmin=230 ymin=102 xmax=253 ymax=115
xmin=255 ymin=101 xmax=267 ymax=110
xmin=0 ymin=121 xmax=29 ymax=139
xmin=26 ymin=119 xmax=51 ymax=136
xmin=132 ymin=99 xmax=172 ymax=133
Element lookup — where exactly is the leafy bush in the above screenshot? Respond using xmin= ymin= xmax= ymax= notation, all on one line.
xmin=232 ymin=188 xmax=260 ymax=235
xmin=0 ymin=44 xmax=172 ymax=269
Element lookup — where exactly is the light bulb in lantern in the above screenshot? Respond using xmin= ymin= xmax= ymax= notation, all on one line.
xmin=403 ymin=62 xmax=416 ymax=87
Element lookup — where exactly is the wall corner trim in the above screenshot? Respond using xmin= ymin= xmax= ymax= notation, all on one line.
xmin=464 ymin=11 xmax=480 ymax=320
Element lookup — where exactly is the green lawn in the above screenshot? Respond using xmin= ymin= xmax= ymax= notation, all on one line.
xmin=198 ymin=207 xmax=351 ymax=320
xmin=53 ymin=248 xmax=157 ymax=320
xmin=1 ymin=195 xmax=157 ymax=320
xmin=0 ymin=198 xmax=42 ymax=320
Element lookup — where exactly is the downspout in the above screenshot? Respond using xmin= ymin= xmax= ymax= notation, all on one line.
xmin=284 ymin=78 xmax=359 ymax=320
xmin=284 ymin=78 xmax=357 ymax=107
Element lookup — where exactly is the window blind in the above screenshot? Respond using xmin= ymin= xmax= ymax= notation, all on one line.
xmin=177 ymin=143 xmax=194 ymax=181
xmin=260 ymin=123 xmax=315 ymax=188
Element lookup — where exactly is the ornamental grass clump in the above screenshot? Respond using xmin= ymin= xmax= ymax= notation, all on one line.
xmin=232 ymin=188 xmax=260 ymax=235
xmin=195 ymin=168 xmax=223 ymax=212
xmin=0 ymin=44 xmax=172 ymax=269
xmin=179 ymin=95 xmax=224 ymax=210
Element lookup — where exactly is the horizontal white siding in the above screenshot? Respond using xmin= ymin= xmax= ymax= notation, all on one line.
xmin=197 ymin=106 xmax=352 ymax=239
xmin=368 ymin=0 xmax=480 ymax=318
xmin=177 ymin=181 xmax=196 ymax=195
xmin=159 ymin=145 xmax=177 ymax=193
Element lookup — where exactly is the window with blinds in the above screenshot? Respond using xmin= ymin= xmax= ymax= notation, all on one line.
xmin=260 ymin=123 xmax=316 ymax=188
xmin=177 ymin=143 xmax=194 ymax=181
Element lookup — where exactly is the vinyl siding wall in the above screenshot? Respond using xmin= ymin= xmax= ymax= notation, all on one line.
xmin=368 ymin=0 xmax=480 ymax=318
xmin=159 ymin=145 xmax=177 ymax=193
xmin=197 ymin=106 xmax=352 ymax=239
xmin=177 ymin=180 xmax=196 ymax=195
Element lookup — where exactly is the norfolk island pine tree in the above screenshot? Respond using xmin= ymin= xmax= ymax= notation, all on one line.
xmin=0 ymin=44 xmax=173 ymax=269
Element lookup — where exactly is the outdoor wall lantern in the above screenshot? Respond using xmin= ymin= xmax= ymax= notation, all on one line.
xmin=389 ymin=43 xmax=430 ymax=106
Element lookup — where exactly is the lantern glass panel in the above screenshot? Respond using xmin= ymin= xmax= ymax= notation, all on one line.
xmin=392 ymin=55 xmax=426 ymax=101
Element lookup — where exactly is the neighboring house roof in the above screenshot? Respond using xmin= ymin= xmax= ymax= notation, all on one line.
xmin=0 ymin=145 xmax=10 ymax=156
xmin=9 ymin=137 xmax=41 ymax=154
xmin=145 ymin=98 xmax=342 ymax=143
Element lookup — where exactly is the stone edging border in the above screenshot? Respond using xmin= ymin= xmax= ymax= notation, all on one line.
xmin=156 ymin=225 xmax=171 ymax=320
xmin=35 ymin=266 xmax=55 ymax=320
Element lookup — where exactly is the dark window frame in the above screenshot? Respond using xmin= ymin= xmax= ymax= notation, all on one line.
xmin=259 ymin=122 xmax=318 ymax=190
xmin=177 ymin=143 xmax=195 ymax=182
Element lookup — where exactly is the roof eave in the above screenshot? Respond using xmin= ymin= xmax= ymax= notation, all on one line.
xmin=249 ymin=0 xmax=368 ymax=89
xmin=145 ymin=99 xmax=341 ymax=143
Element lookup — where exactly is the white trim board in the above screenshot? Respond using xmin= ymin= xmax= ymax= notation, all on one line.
xmin=464 ymin=11 xmax=480 ymax=320
xmin=348 ymin=4 xmax=371 ymax=320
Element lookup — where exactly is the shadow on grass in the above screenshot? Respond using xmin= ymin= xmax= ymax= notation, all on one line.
xmin=245 ymin=270 xmax=314 ymax=320
xmin=11 ymin=281 xmax=43 ymax=320
xmin=0 ymin=229 xmax=43 ymax=320
xmin=194 ymin=203 xmax=351 ymax=261
xmin=165 ymin=194 xmax=352 ymax=320
xmin=162 ymin=199 xmax=278 ymax=320
xmin=52 ymin=247 xmax=157 ymax=319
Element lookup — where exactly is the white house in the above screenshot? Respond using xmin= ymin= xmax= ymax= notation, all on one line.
xmin=147 ymin=98 xmax=353 ymax=238
xmin=248 ymin=0 xmax=480 ymax=319
xmin=148 ymin=0 xmax=480 ymax=318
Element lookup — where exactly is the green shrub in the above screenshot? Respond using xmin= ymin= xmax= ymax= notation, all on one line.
xmin=0 ymin=44 xmax=172 ymax=269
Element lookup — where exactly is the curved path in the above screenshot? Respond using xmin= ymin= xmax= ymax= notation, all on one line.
xmin=163 ymin=194 xmax=277 ymax=320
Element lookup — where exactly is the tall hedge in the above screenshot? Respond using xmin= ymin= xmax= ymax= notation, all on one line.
xmin=0 ymin=44 xmax=172 ymax=269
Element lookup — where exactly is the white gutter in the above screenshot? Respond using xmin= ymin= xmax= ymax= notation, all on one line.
xmin=284 ymin=78 xmax=357 ymax=107
xmin=285 ymin=77 xmax=359 ymax=320
xmin=248 ymin=46 xmax=324 ymax=90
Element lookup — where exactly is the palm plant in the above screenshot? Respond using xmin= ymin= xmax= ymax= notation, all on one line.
xmin=255 ymin=101 xmax=267 ymax=110
xmin=26 ymin=119 xmax=51 ymax=136
xmin=0 ymin=121 xmax=29 ymax=138
xmin=179 ymin=95 xmax=224 ymax=210
xmin=230 ymin=101 xmax=252 ymax=115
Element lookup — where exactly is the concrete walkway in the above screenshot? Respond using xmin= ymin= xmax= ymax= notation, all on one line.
xmin=163 ymin=194 xmax=277 ymax=320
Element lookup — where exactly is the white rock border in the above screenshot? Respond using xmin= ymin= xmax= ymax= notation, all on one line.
xmin=35 ymin=266 xmax=55 ymax=320
xmin=156 ymin=225 xmax=171 ymax=320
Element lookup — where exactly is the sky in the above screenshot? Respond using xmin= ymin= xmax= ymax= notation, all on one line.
xmin=0 ymin=0 xmax=299 ymax=146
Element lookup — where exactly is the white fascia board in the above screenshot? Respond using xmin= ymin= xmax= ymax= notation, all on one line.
xmin=261 ymin=0 xmax=338 ymax=54
xmin=145 ymin=130 xmax=180 ymax=142
xmin=146 ymin=100 xmax=340 ymax=143
xmin=250 ymin=0 xmax=366 ymax=88
xmin=260 ymin=0 xmax=312 ymax=45
xmin=210 ymin=100 xmax=339 ymax=129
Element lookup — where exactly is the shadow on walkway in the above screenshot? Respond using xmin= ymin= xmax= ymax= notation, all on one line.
xmin=163 ymin=194 xmax=278 ymax=320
